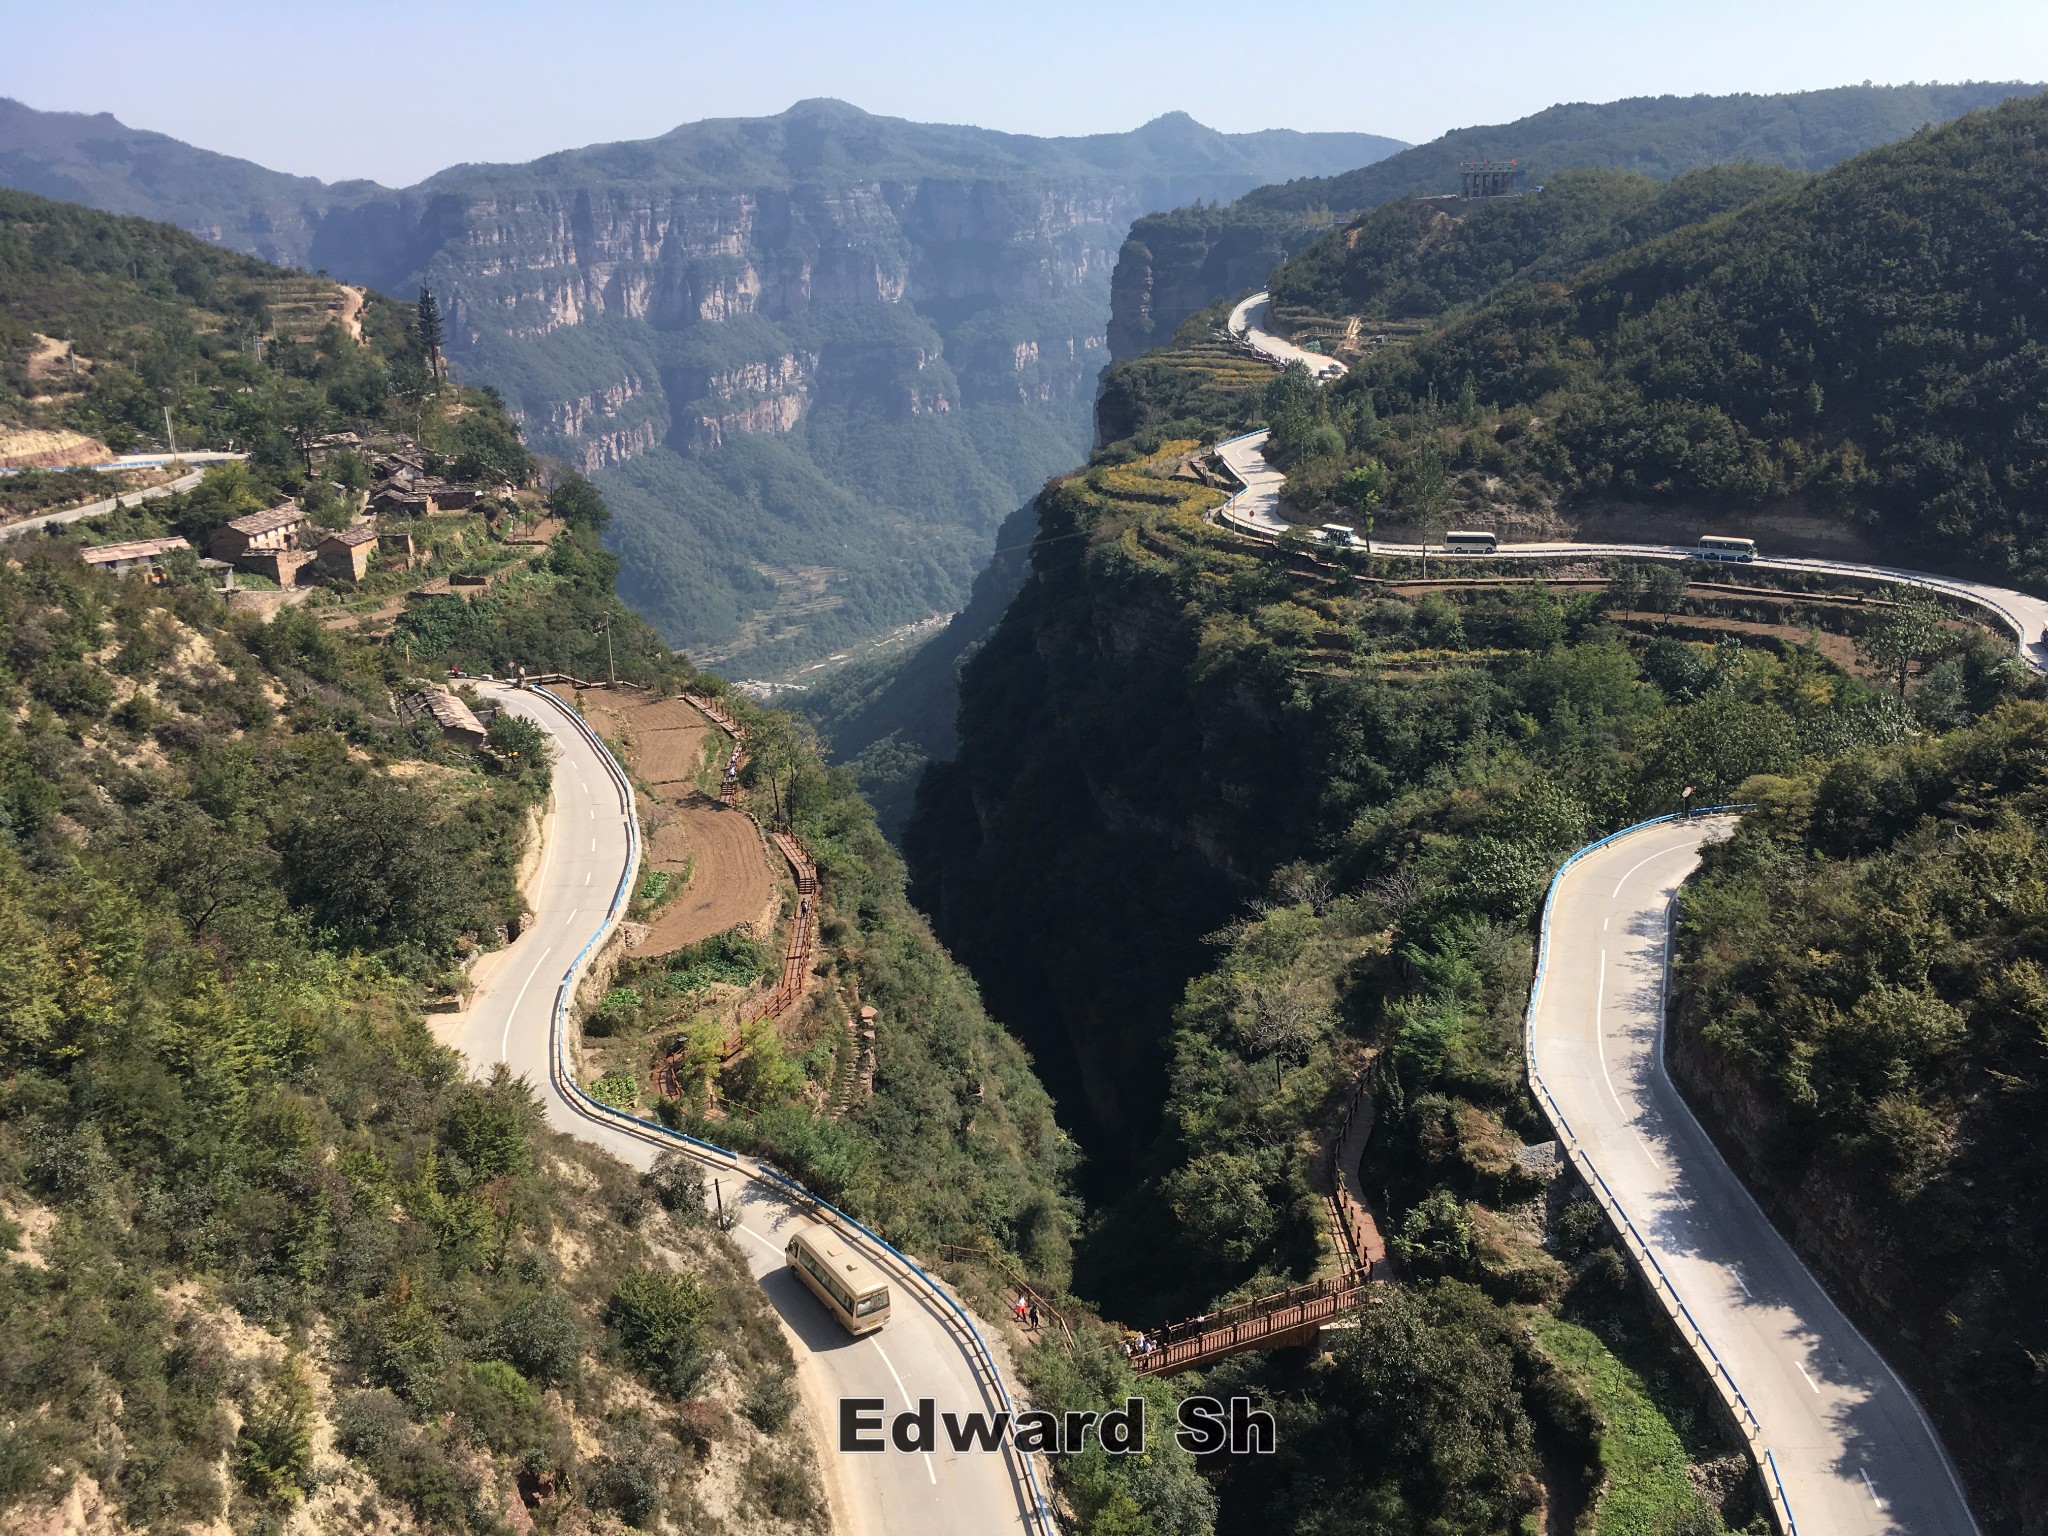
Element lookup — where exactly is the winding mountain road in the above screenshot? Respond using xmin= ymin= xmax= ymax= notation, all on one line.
xmin=453 ymin=682 xmax=1046 ymax=1536
xmin=1528 ymin=818 xmax=1981 ymax=1536
xmin=1227 ymin=290 xmax=1346 ymax=380
xmin=1211 ymin=313 xmax=2018 ymax=1528
xmin=1210 ymin=427 xmax=2048 ymax=675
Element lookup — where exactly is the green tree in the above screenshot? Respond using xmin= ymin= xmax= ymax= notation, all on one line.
xmin=605 ymin=1268 xmax=712 ymax=1398
xmin=1861 ymin=591 xmax=1953 ymax=696
xmin=237 ymin=1356 xmax=316 ymax=1503
xmin=415 ymin=287 xmax=445 ymax=381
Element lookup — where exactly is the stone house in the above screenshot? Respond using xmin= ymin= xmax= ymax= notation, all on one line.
xmin=209 ymin=504 xmax=311 ymax=584
xmin=79 ymin=536 xmax=190 ymax=582
xmin=314 ymin=523 xmax=380 ymax=582
xmin=378 ymin=527 xmax=417 ymax=570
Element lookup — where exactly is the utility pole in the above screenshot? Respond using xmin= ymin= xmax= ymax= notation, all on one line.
xmin=596 ymin=618 xmax=615 ymax=686
xmin=162 ymin=405 xmax=178 ymax=456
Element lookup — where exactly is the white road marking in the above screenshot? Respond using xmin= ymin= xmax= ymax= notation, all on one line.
xmin=584 ymin=871 xmax=592 ymax=886
xmin=1860 ymin=1468 xmax=1884 ymax=1508
xmin=735 ymin=1221 xmax=782 ymax=1256
xmin=567 ymin=910 xmax=577 ymax=922
xmin=1795 ymin=1361 xmax=1821 ymax=1394
xmin=1613 ymin=839 xmax=1692 ymax=898
xmin=499 ymin=946 xmax=553 ymax=1061
xmin=1734 ymin=1271 xmax=1751 ymax=1297
xmin=590 ymin=837 xmax=597 ymax=852
xmin=1595 ymin=953 xmax=1660 ymax=1170
xmin=1603 ymin=917 xmax=1609 ymax=930
xmin=872 ymin=1342 xmax=939 ymax=1484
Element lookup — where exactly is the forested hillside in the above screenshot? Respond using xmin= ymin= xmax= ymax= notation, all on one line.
xmin=1672 ymin=703 xmax=2048 ymax=1532
xmin=1266 ymin=162 xmax=1804 ymax=321
xmin=1304 ymin=91 xmax=2048 ymax=584
xmin=0 ymin=193 xmax=1085 ymax=1533
xmin=908 ymin=367 xmax=2039 ymax=1531
xmin=906 ymin=94 xmax=2048 ymax=1524
xmin=1107 ymin=81 xmax=2041 ymax=361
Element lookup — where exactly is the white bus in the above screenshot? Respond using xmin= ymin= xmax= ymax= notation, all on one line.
xmin=1319 ymin=523 xmax=1356 ymax=548
xmin=1694 ymin=535 xmax=1758 ymax=562
xmin=786 ymin=1223 xmax=891 ymax=1336
xmin=1443 ymin=530 xmax=1499 ymax=553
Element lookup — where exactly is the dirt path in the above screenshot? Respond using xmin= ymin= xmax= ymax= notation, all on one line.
xmin=337 ymin=285 xmax=366 ymax=344
xmin=571 ymin=690 xmax=776 ymax=956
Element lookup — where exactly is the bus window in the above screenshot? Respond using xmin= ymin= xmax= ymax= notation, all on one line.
xmin=1444 ymin=530 xmax=1498 ymax=553
xmin=1319 ymin=523 xmax=1354 ymax=547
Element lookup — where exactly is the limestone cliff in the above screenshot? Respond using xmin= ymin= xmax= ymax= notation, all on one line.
xmin=0 ymin=97 xmax=1402 ymax=671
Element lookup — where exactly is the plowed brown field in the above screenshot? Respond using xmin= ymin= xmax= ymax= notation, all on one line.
xmin=571 ymin=689 xmax=775 ymax=956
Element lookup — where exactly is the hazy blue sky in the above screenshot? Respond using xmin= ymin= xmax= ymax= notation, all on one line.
xmin=6 ymin=0 xmax=2047 ymax=185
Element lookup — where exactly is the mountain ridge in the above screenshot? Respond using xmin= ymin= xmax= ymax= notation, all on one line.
xmin=1107 ymin=80 xmax=2046 ymax=360
xmin=0 ymin=96 xmax=1405 ymax=676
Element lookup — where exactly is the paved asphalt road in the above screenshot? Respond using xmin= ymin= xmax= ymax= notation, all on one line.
xmin=1530 ymin=817 xmax=1981 ymax=1536
xmin=1227 ymin=290 xmax=1347 ymax=380
xmin=450 ymin=683 xmax=1044 ymax=1536
xmin=0 ymin=465 xmax=211 ymax=540
xmin=1211 ymin=429 xmax=2048 ymax=675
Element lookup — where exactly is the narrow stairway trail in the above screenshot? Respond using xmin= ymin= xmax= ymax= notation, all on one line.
xmin=449 ymin=681 xmax=1050 ymax=1536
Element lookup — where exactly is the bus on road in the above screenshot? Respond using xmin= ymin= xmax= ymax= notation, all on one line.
xmin=787 ymin=1223 xmax=891 ymax=1336
xmin=1443 ymin=530 xmax=1499 ymax=553
xmin=1320 ymin=523 xmax=1356 ymax=547
xmin=1694 ymin=535 xmax=1758 ymax=562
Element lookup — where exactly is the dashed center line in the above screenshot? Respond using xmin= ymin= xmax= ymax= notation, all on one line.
xmin=1860 ymin=1468 xmax=1884 ymax=1508
xmin=1795 ymin=1361 xmax=1821 ymax=1394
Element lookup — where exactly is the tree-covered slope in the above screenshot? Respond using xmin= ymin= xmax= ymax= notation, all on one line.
xmin=905 ymin=359 xmax=2039 ymax=1531
xmin=1673 ymin=702 xmax=2048 ymax=1533
xmin=1267 ymin=162 xmax=1805 ymax=320
xmin=1107 ymin=81 xmax=2043 ymax=361
xmin=1329 ymin=89 xmax=2048 ymax=583
xmin=0 ymin=192 xmax=1084 ymax=1531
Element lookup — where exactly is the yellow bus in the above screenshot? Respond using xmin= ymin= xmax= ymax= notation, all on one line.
xmin=786 ymin=1223 xmax=891 ymax=1336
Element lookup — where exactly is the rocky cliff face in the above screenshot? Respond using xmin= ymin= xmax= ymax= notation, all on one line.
xmin=329 ymin=174 xmax=1198 ymax=468
xmin=0 ymin=97 xmax=1403 ymax=672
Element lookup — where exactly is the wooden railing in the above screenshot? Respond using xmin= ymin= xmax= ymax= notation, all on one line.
xmin=1128 ymin=1271 xmax=1367 ymax=1376
xmin=1324 ymin=1065 xmax=1390 ymax=1277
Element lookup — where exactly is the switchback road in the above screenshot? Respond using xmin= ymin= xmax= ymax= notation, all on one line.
xmin=1227 ymin=290 xmax=1347 ymax=380
xmin=1529 ymin=817 xmax=1980 ymax=1536
xmin=452 ymin=682 xmax=1045 ymax=1536
xmin=1210 ymin=428 xmax=2048 ymax=675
